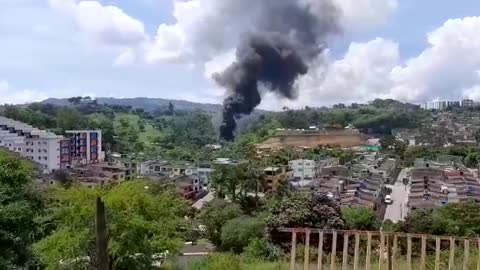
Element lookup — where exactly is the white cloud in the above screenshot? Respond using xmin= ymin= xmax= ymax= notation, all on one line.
xmin=390 ymin=17 xmax=480 ymax=102
xmin=277 ymin=16 xmax=480 ymax=109
xmin=48 ymin=0 xmax=147 ymax=46
xmin=0 ymin=80 xmax=47 ymax=104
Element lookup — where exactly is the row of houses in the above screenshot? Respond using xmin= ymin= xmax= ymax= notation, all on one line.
xmin=0 ymin=116 xmax=104 ymax=172
xmin=292 ymin=153 xmax=397 ymax=211
xmin=408 ymin=157 xmax=480 ymax=210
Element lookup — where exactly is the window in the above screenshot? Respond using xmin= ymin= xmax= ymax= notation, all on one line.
xmin=38 ymin=149 xmax=41 ymax=153
xmin=18 ymin=148 xmax=21 ymax=151
xmin=44 ymin=156 xmax=48 ymax=160
xmin=43 ymin=149 xmax=47 ymax=153
xmin=43 ymin=142 xmax=47 ymax=145
xmin=38 ymin=156 xmax=41 ymax=160
xmin=50 ymin=180 xmax=54 ymax=185
xmin=38 ymin=142 xmax=41 ymax=145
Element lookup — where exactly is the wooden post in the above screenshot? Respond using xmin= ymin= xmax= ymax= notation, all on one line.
xmin=407 ymin=234 xmax=412 ymax=270
xmin=95 ymin=197 xmax=109 ymax=270
xmin=392 ymin=234 xmax=398 ymax=270
xmin=366 ymin=232 xmax=372 ymax=270
xmin=449 ymin=237 xmax=455 ymax=270
xmin=353 ymin=233 xmax=360 ymax=270
xmin=477 ymin=238 xmax=480 ymax=270
xmin=318 ymin=231 xmax=324 ymax=270
xmin=342 ymin=233 xmax=349 ymax=270
xmin=435 ymin=236 xmax=441 ymax=270
xmin=421 ymin=235 xmax=426 ymax=270
xmin=304 ymin=229 xmax=311 ymax=270
xmin=290 ymin=230 xmax=297 ymax=270
xmin=379 ymin=231 xmax=385 ymax=270
xmin=331 ymin=231 xmax=337 ymax=270
xmin=387 ymin=234 xmax=392 ymax=270
xmin=464 ymin=239 xmax=470 ymax=270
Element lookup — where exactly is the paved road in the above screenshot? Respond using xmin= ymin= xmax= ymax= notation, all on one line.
xmin=384 ymin=168 xmax=410 ymax=222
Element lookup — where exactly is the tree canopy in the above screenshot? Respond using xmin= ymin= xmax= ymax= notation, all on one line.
xmin=34 ymin=181 xmax=189 ymax=269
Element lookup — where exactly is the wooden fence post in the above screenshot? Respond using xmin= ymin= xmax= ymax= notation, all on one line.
xmin=366 ymin=232 xmax=372 ymax=270
xmin=353 ymin=233 xmax=360 ymax=270
xmin=304 ymin=229 xmax=311 ymax=270
xmin=95 ymin=197 xmax=108 ymax=270
xmin=435 ymin=236 xmax=441 ymax=270
xmin=449 ymin=237 xmax=455 ymax=270
xmin=421 ymin=235 xmax=426 ymax=270
xmin=379 ymin=231 xmax=385 ymax=270
xmin=290 ymin=230 xmax=297 ymax=270
xmin=342 ymin=233 xmax=349 ymax=270
xmin=477 ymin=238 xmax=480 ymax=270
xmin=464 ymin=239 xmax=470 ymax=270
xmin=318 ymin=231 xmax=324 ymax=270
xmin=407 ymin=234 xmax=412 ymax=270
xmin=392 ymin=234 xmax=398 ymax=270
xmin=387 ymin=234 xmax=392 ymax=270
xmin=331 ymin=231 xmax=337 ymax=270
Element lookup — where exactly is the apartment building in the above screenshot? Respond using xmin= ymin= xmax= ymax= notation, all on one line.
xmin=0 ymin=117 xmax=104 ymax=172
xmin=65 ymin=130 xmax=104 ymax=167
xmin=289 ymin=159 xmax=317 ymax=180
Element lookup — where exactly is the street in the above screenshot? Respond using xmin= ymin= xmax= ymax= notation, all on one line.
xmin=384 ymin=168 xmax=410 ymax=222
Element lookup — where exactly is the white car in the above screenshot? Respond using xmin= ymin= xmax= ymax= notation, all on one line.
xmin=384 ymin=195 xmax=393 ymax=204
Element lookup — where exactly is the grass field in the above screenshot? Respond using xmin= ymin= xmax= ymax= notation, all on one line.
xmin=113 ymin=113 xmax=164 ymax=147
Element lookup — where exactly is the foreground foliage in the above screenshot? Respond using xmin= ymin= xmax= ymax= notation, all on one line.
xmin=0 ymin=151 xmax=45 ymax=269
xmin=34 ymin=181 xmax=189 ymax=269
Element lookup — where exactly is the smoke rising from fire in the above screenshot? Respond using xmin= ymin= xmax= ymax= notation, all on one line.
xmin=214 ymin=0 xmax=340 ymax=141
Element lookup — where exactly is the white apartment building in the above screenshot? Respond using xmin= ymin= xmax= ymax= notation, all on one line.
xmin=289 ymin=159 xmax=317 ymax=180
xmin=24 ymin=134 xmax=63 ymax=172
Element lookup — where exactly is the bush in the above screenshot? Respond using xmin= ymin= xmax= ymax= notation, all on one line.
xmin=242 ymin=238 xmax=283 ymax=262
xmin=186 ymin=253 xmax=241 ymax=270
xmin=220 ymin=216 xmax=265 ymax=253
xmin=342 ymin=207 xmax=379 ymax=231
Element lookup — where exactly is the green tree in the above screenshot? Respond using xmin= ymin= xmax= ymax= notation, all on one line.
xmin=197 ymin=199 xmax=242 ymax=247
xmin=56 ymin=107 xmax=86 ymax=132
xmin=220 ymin=216 xmax=265 ymax=253
xmin=342 ymin=207 xmax=379 ymax=231
xmin=265 ymin=192 xmax=345 ymax=244
xmin=0 ymin=151 xmax=45 ymax=269
xmin=34 ymin=181 xmax=189 ymax=269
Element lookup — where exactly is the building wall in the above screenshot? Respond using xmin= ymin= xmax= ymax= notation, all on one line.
xmin=289 ymin=159 xmax=316 ymax=179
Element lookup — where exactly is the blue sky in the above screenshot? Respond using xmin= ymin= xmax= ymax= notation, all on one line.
xmin=2 ymin=0 xmax=480 ymax=108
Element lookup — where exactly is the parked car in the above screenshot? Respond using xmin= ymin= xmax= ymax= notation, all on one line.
xmin=384 ymin=195 xmax=393 ymax=204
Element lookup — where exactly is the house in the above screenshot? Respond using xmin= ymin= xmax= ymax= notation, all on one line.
xmin=70 ymin=163 xmax=128 ymax=186
xmin=264 ymin=166 xmax=291 ymax=193
xmin=174 ymin=175 xmax=205 ymax=200
xmin=289 ymin=159 xmax=317 ymax=180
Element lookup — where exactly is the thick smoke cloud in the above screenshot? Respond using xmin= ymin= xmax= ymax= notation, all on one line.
xmin=214 ymin=0 xmax=340 ymax=141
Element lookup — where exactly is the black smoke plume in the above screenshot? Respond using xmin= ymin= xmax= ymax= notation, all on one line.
xmin=214 ymin=0 xmax=339 ymax=141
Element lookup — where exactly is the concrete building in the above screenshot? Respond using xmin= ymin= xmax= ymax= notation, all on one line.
xmin=289 ymin=159 xmax=317 ymax=180
xmin=0 ymin=117 xmax=104 ymax=173
xmin=65 ymin=130 xmax=104 ymax=166
xmin=461 ymin=99 xmax=475 ymax=108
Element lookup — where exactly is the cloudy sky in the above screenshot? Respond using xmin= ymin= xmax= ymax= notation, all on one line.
xmin=2 ymin=0 xmax=480 ymax=109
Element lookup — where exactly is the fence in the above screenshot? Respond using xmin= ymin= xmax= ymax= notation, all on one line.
xmin=280 ymin=228 xmax=480 ymax=270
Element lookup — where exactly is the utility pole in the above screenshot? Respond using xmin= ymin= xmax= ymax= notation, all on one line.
xmin=96 ymin=197 xmax=109 ymax=270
